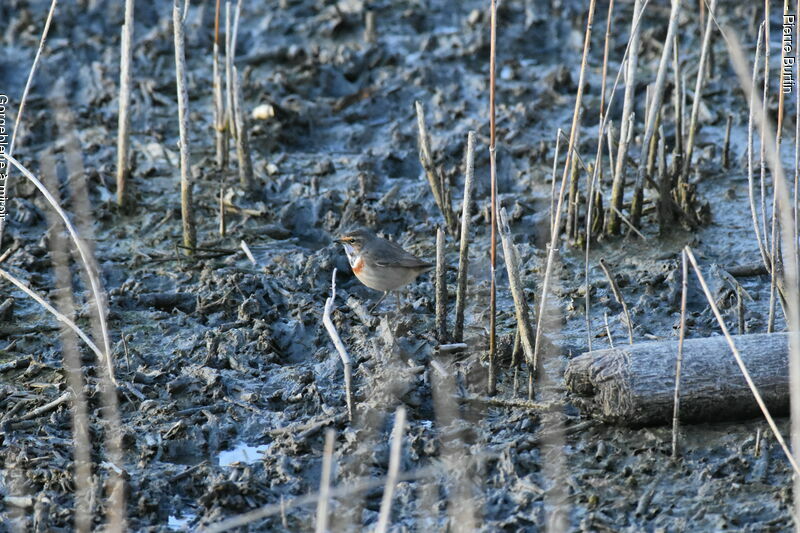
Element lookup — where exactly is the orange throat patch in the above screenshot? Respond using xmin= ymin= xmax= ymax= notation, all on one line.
xmin=351 ymin=256 xmax=365 ymax=276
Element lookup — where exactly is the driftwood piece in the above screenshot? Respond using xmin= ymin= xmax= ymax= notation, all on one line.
xmin=565 ymin=333 xmax=790 ymax=426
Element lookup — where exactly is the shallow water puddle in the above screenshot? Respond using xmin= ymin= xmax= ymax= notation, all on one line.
xmin=167 ymin=513 xmax=196 ymax=531
xmin=216 ymin=442 xmax=270 ymax=467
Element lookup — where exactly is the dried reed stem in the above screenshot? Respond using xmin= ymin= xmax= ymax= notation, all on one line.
xmin=376 ymin=406 xmax=406 ymax=533
xmin=488 ymin=0 xmax=498 ymax=395
xmin=583 ymin=0 xmax=615 ymax=353
xmin=686 ymin=247 xmax=800 ymax=476
xmin=0 ymin=0 xmax=58 ymax=246
xmin=323 ymin=269 xmax=354 ymax=421
xmin=748 ymin=24 xmax=770 ymax=269
xmin=533 ymin=0 xmax=597 ymax=375
xmin=726 ymin=30 xmax=800 ymax=508
xmin=9 ymin=0 xmax=57 ymax=155
xmin=759 ymin=1 xmax=770 ymax=258
xmin=232 ymin=66 xmax=254 ymax=190
xmin=454 ymin=131 xmax=475 ymax=342
xmin=315 ymin=429 xmax=335 ymax=533
xmin=598 ymin=258 xmax=634 ymax=344
xmin=174 ymin=0 xmax=197 ymax=253
xmin=0 ymin=267 xmax=105 ymax=364
xmin=498 ymin=207 xmax=536 ymax=369
xmin=116 ymin=0 xmax=134 ymax=207
xmin=415 ymin=101 xmax=455 ymax=233
xmin=608 ymin=0 xmax=643 ymax=235
xmin=213 ymin=0 xmax=228 ymax=169
xmin=630 ymin=0 xmax=681 ymax=228
xmin=722 ymin=114 xmax=733 ymax=168
xmin=435 ymin=227 xmax=447 ymax=342
xmin=672 ymin=249 xmax=688 ymax=458
xmin=682 ymin=0 xmax=718 ymax=177
xmin=4 ymin=154 xmax=116 ymax=385
xmin=549 ymin=129 xmax=564 ymax=234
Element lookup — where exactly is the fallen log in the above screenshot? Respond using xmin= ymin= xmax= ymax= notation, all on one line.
xmin=564 ymin=333 xmax=790 ymax=426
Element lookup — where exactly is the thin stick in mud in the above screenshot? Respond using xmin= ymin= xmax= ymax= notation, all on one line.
xmin=116 ymin=0 xmax=134 ymax=207
xmin=213 ymin=0 xmax=228 ymax=169
xmin=607 ymin=0 xmax=642 ymax=236
xmin=598 ymin=258 xmax=634 ymax=345
xmin=682 ymin=0 xmax=718 ymax=179
xmin=534 ymin=0 xmax=597 ymax=375
xmin=498 ymin=207 xmax=536 ymax=375
xmin=672 ymin=249 xmax=688 ymax=458
xmin=232 ymin=66 xmax=254 ymax=190
xmin=454 ymin=131 xmax=475 ymax=343
xmin=435 ymin=227 xmax=447 ymax=342
xmin=630 ymin=0 xmax=681 ymax=228
xmin=685 ymin=247 xmax=800 ymax=477
xmin=173 ymin=0 xmax=197 ymax=254
xmin=322 ymin=269 xmax=354 ymax=422
xmin=376 ymin=406 xmax=406 ymax=533
xmin=487 ymin=0 xmax=498 ymax=395
xmin=415 ymin=101 xmax=454 ymax=234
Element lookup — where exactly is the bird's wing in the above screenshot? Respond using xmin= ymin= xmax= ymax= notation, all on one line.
xmin=366 ymin=238 xmax=433 ymax=269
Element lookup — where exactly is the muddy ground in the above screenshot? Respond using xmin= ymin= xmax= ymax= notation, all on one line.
xmin=0 ymin=0 xmax=796 ymax=530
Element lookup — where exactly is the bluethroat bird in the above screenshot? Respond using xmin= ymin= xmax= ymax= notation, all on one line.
xmin=336 ymin=228 xmax=433 ymax=312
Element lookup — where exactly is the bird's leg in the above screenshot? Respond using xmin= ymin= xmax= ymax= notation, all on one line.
xmin=395 ymin=291 xmax=401 ymax=310
xmin=369 ymin=291 xmax=389 ymax=313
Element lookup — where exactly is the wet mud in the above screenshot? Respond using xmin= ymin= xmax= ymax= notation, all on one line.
xmin=0 ymin=0 xmax=794 ymax=530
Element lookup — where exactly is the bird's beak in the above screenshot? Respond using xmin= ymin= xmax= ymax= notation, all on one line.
xmin=334 ymin=236 xmax=345 ymax=244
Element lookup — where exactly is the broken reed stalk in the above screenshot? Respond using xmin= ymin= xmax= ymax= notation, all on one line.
xmin=322 ymin=269 xmax=354 ymax=422
xmin=415 ymin=101 xmax=455 ymax=234
xmin=598 ymin=258 xmax=634 ymax=344
xmin=583 ymin=0 xmax=615 ymax=353
xmin=213 ymin=0 xmax=227 ymax=169
xmin=607 ymin=0 xmax=643 ymax=235
xmin=232 ymin=66 xmax=254 ymax=190
xmin=173 ymin=0 xmax=197 ymax=254
xmin=722 ymin=114 xmax=732 ymax=168
xmin=561 ymin=131 xmax=649 ymax=240
xmin=453 ymin=131 xmax=475 ymax=342
xmin=671 ymin=249 xmax=688 ymax=458
xmin=685 ymin=247 xmax=800 ymax=476
xmin=682 ymin=0 xmax=718 ymax=178
xmin=376 ymin=406 xmax=406 ymax=533
xmin=533 ymin=0 xmax=597 ymax=378
xmin=630 ymin=0 xmax=681 ymax=229
xmin=116 ymin=0 xmax=134 ymax=207
xmin=4 ymin=154 xmax=116 ymax=386
xmin=435 ymin=227 xmax=447 ymax=342
xmin=315 ymin=429 xmax=335 ymax=533
xmin=748 ymin=24 xmax=770 ymax=269
xmin=487 ymin=0 xmax=498 ymax=395
xmin=0 ymin=267 xmax=105 ymax=366
xmin=498 ymin=207 xmax=536 ymax=371
xmin=726 ymin=30 xmax=800 ymax=509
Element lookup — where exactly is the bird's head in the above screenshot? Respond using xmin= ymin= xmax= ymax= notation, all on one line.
xmin=335 ymin=228 xmax=376 ymax=254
